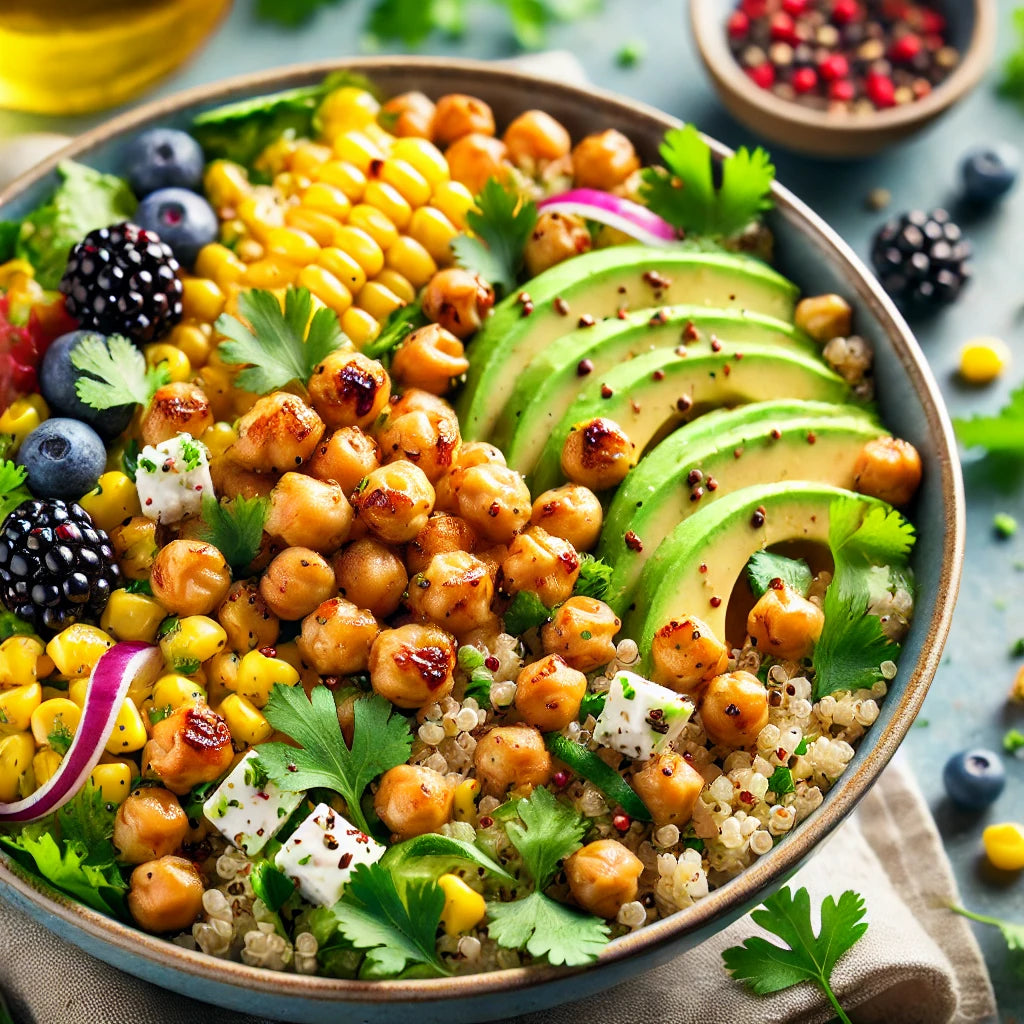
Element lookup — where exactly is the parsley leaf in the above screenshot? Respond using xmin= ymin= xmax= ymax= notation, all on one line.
xmin=196 ymin=494 xmax=269 ymax=574
xmin=999 ymin=7 xmax=1024 ymax=104
xmin=573 ymin=554 xmax=614 ymax=600
xmin=258 ymin=686 xmax=413 ymax=835
xmin=216 ymin=286 xmax=345 ymax=394
xmin=361 ymin=299 xmax=426 ymax=362
xmin=70 ymin=334 xmax=169 ymax=410
xmin=954 ymin=381 xmax=1024 ymax=456
xmin=746 ymin=550 xmax=812 ymax=598
xmin=452 ymin=178 xmax=538 ymax=296
xmin=503 ymin=590 xmax=551 ymax=635
xmin=950 ymin=904 xmax=1024 ymax=959
xmin=640 ymin=125 xmax=774 ymax=239
xmin=0 ymin=460 xmax=30 ymax=522
xmin=722 ymin=886 xmax=867 ymax=1024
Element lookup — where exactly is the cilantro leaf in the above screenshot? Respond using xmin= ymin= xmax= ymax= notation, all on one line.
xmin=216 ymin=286 xmax=345 ymax=394
xmin=640 ymin=125 xmax=774 ymax=239
xmin=487 ymin=890 xmax=610 ymax=967
xmin=746 ymin=550 xmax=812 ymax=598
xmin=768 ymin=765 xmax=795 ymax=796
xmin=70 ymin=334 xmax=169 ymax=410
xmin=1004 ymin=728 xmax=1024 ymax=755
xmin=829 ymin=501 xmax=916 ymax=566
xmin=196 ymin=494 xmax=269 ymax=574
xmin=504 ymin=784 xmax=588 ymax=888
xmin=573 ymin=554 xmax=614 ymax=600
xmin=326 ymin=861 xmax=449 ymax=978
xmin=250 ymin=860 xmax=295 ymax=914
xmin=722 ymin=886 xmax=867 ymax=1024
xmin=950 ymin=904 xmax=1024 ymax=957
xmin=452 ymin=178 xmax=538 ymax=296
xmin=47 ymin=719 xmax=73 ymax=756
xmin=503 ymin=590 xmax=551 ymax=635
xmin=999 ymin=7 xmax=1024 ymax=104
xmin=362 ymin=299 xmax=426 ymax=362
xmin=258 ymin=686 xmax=413 ymax=835
xmin=368 ymin=0 xmax=446 ymax=46
xmin=954 ymin=381 xmax=1024 ymax=456
xmin=0 ymin=460 xmax=30 ymax=522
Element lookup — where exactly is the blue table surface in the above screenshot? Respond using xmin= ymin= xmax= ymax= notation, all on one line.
xmin=2 ymin=0 xmax=1023 ymax=1018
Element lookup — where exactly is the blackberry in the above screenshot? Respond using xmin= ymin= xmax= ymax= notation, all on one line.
xmin=59 ymin=222 xmax=184 ymax=344
xmin=0 ymin=499 xmax=120 ymax=634
xmin=870 ymin=209 xmax=971 ymax=308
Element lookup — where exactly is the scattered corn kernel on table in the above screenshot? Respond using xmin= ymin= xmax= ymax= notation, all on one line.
xmin=0 ymin=0 xmax=1022 ymax=1019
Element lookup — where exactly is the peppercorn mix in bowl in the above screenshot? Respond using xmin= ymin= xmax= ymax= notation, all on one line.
xmin=0 ymin=58 xmax=962 ymax=1024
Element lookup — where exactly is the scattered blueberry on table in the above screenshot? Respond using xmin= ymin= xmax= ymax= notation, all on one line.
xmin=942 ymin=749 xmax=1006 ymax=811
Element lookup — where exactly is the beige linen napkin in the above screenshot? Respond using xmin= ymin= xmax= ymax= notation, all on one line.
xmin=0 ymin=757 xmax=998 ymax=1024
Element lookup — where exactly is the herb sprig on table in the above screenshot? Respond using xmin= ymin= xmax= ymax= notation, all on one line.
xmin=1000 ymin=7 xmax=1024 ymax=104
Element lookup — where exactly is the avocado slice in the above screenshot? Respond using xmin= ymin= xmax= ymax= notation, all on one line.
xmin=630 ymin=482 xmax=889 ymax=668
xmin=497 ymin=305 xmax=818 ymax=467
xmin=597 ymin=401 xmax=886 ymax=615
xmin=528 ymin=341 xmax=854 ymax=492
xmin=457 ymin=245 xmax=800 ymax=442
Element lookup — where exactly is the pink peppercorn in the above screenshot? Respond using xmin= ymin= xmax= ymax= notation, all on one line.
xmin=866 ymin=71 xmax=896 ymax=108
xmin=831 ymin=0 xmax=861 ymax=24
xmin=727 ymin=10 xmax=750 ymax=38
xmin=782 ymin=0 xmax=808 ymax=14
xmin=792 ymin=67 xmax=818 ymax=93
xmin=553 ymin=770 xmax=570 ymax=787
xmin=612 ymin=812 xmax=631 ymax=833
xmin=890 ymin=33 xmax=922 ymax=63
xmin=819 ymin=53 xmax=849 ymax=81
xmin=747 ymin=63 xmax=775 ymax=89
xmin=770 ymin=12 xmax=797 ymax=43
xmin=829 ymin=79 xmax=856 ymax=102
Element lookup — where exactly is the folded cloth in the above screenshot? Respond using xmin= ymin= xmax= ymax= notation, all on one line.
xmin=0 ymin=757 xmax=997 ymax=1024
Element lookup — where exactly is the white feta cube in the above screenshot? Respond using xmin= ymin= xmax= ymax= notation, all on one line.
xmin=135 ymin=432 xmax=214 ymax=523
xmin=274 ymin=803 xmax=385 ymax=907
xmin=203 ymin=750 xmax=304 ymax=856
xmin=593 ymin=670 xmax=693 ymax=761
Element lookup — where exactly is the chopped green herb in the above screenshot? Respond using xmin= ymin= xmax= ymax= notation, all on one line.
xmin=1004 ymin=728 xmax=1024 ymax=755
xmin=0 ymin=460 xmax=30 ymax=522
xmin=580 ymin=630 xmax=593 ymax=641
xmin=245 ymin=757 xmax=272 ymax=791
xmin=156 ymin=616 xmax=180 ymax=639
xmin=181 ymin=780 xmax=220 ymax=823
xmin=380 ymin=832 xmax=514 ymax=885
xmin=578 ymin=691 xmax=606 ymax=721
xmin=124 ymin=579 xmax=153 ymax=596
xmin=1011 ymin=638 xmax=1024 ymax=657
xmin=573 ymin=553 xmax=614 ymax=600
xmin=616 ymin=39 xmax=646 ymax=67
xmin=250 ymin=860 xmax=295 ymax=914
xmin=174 ymin=658 xmax=201 ymax=676
xmin=768 ymin=766 xmax=795 ymax=795
xmin=180 ymin=438 xmax=203 ymax=472
xmin=70 ymin=334 xmax=169 ymax=411
xmin=954 ymin=381 xmax=1024 ymax=457
xmin=196 ymin=494 xmax=269 ymax=575
xmin=503 ymin=590 xmax=551 ymax=636
xmin=0 ymin=611 xmax=34 ymax=642
xmin=457 ymin=645 xmax=485 ymax=671
xmin=46 ymin=718 xmax=73 ymax=757
xmin=994 ymin=513 xmax=1018 ymax=538
xmin=361 ymin=299 xmax=426 ymax=362
xmin=122 ymin=439 xmax=139 ymax=478
xmin=999 ymin=7 xmax=1024 ymax=105
xmin=147 ymin=705 xmax=173 ymax=726
xmin=746 ymin=550 xmax=813 ymax=598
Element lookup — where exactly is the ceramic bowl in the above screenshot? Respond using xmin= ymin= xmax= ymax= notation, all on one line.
xmin=690 ymin=0 xmax=998 ymax=158
xmin=0 ymin=57 xmax=964 ymax=1024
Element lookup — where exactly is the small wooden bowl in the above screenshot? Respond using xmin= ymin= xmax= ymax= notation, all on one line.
xmin=690 ymin=0 xmax=998 ymax=158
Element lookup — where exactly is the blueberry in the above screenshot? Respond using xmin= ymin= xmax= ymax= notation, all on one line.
xmin=960 ymin=144 xmax=1020 ymax=204
xmin=17 ymin=419 xmax=106 ymax=500
xmin=39 ymin=331 xmax=134 ymax=441
xmin=122 ymin=128 xmax=204 ymax=197
xmin=134 ymin=187 xmax=218 ymax=269
xmin=942 ymin=749 xmax=1006 ymax=810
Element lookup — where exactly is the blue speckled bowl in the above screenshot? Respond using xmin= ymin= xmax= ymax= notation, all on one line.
xmin=0 ymin=58 xmax=964 ymax=1024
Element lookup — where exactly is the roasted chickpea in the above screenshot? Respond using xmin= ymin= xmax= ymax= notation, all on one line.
xmin=231 ymin=392 xmax=325 ymax=474
xmin=264 ymin=472 xmax=353 ymax=552
xmin=374 ymin=764 xmax=454 ymax=840
xmin=474 ymin=724 xmax=552 ymax=796
xmin=433 ymin=440 xmax=506 ymax=512
xmin=128 ymin=856 xmax=205 ymax=933
xmin=746 ymin=580 xmax=824 ymax=661
xmin=571 ymin=129 xmax=640 ymax=191
xmin=422 ymin=268 xmax=495 ymax=340
xmin=456 ymin=463 xmax=532 ymax=544
xmin=561 ymin=417 xmax=637 ymax=491
xmin=390 ymin=324 xmax=469 ymax=395
xmin=297 ymin=597 xmax=379 ymax=676
xmin=502 ymin=527 xmax=580 ymax=606
xmin=530 ymin=484 xmax=603 ymax=552
xmin=380 ymin=90 xmax=435 ymax=138
xmin=444 ymin=134 xmax=511 ymax=197
xmin=308 ymin=351 xmax=391 ymax=431
xmin=376 ymin=409 xmax=461 ymax=484
xmin=307 ymin=426 xmax=380 ymax=493
xmin=140 ymin=382 xmax=214 ymax=446
xmin=150 ymin=539 xmax=231 ymax=616
xmin=514 ymin=654 xmax=587 ymax=732
xmin=564 ymin=839 xmax=643 ymax=919
xmin=351 ymin=459 xmax=435 ymax=544
xmin=407 ymin=551 xmax=496 ymax=637
xmin=217 ymin=579 xmax=280 ymax=653
xmin=650 ymin=616 xmax=730 ymax=697
xmin=143 ymin=703 xmax=233 ymax=794
xmin=794 ymin=293 xmax=853 ymax=342
xmin=431 ymin=94 xmax=495 ymax=144
xmin=109 ymin=516 xmax=158 ymax=580
xmin=208 ymin=454 xmax=276 ymax=500
xmin=631 ymin=751 xmax=705 ymax=828
xmin=700 ymin=671 xmax=770 ymax=749
xmin=541 ymin=596 xmax=620 ymax=672
xmin=113 ymin=788 xmax=189 ymax=864
xmin=853 ymin=437 xmax=922 ymax=506
xmin=406 ymin=513 xmax=478 ymax=575
xmin=332 ymin=538 xmax=408 ymax=618
xmin=503 ymin=110 xmax=571 ymax=167
xmin=369 ymin=623 xmax=456 ymax=709
xmin=387 ymin=388 xmax=457 ymax=421
xmin=524 ymin=211 xmax=592 ymax=278
xmin=259 ymin=547 xmax=337 ymax=621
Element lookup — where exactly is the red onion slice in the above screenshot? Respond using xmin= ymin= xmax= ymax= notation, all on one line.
xmin=536 ymin=188 xmax=679 ymax=247
xmin=0 ymin=642 xmax=163 ymax=823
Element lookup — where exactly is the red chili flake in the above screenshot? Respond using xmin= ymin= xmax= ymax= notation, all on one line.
xmin=652 ymin=368 xmax=666 ymax=381
xmin=722 ymin=363 xmax=731 ymax=377
xmin=554 ymin=296 xmax=570 ymax=316
xmin=807 ymin=431 xmax=817 ymax=445
xmin=478 ymin=815 xmax=494 ymax=829
xmin=484 ymin=655 xmax=500 ymax=671
xmin=684 ymin=321 xmax=700 ymax=342
xmin=624 ymin=530 xmax=643 ymax=552
xmin=368 ymin=158 xmax=384 ymax=178
xmin=734 ymin=351 xmax=744 ymax=361
xmin=553 ymin=770 xmax=570 ymax=787
xmin=488 ymin=501 xmax=500 ymax=517
xmin=777 ymin=747 xmax=789 ymax=760
xmin=578 ymin=314 xmax=596 ymax=328
xmin=709 ymin=595 xmax=722 ymax=608
xmin=676 ymin=394 xmax=693 ymax=412
xmin=601 ymin=384 xmax=614 ymax=399
xmin=698 ymin=562 xmax=708 ymax=574
xmin=630 ymin=399 xmax=641 ymax=414
xmin=648 ymin=309 xmax=669 ymax=327
xmin=751 ymin=505 xmax=766 ymax=528
xmin=734 ymin=447 xmax=744 ymax=459
xmin=612 ymin=812 xmax=631 ymax=833
xmin=577 ymin=358 xmax=594 ymax=377
xmin=259 ymin=646 xmax=277 ymax=658
xmin=739 ymin=790 xmax=755 ymax=805
xmin=338 ymin=852 xmax=353 ymax=869
xmin=616 ymin=305 xmax=629 ymax=319
xmin=769 ymin=577 xmax=785 ymax=591
xmin=322 ymin=675 xmax=341 ymax=689
xmin=642 ymin=270 xmax=671 ymax=290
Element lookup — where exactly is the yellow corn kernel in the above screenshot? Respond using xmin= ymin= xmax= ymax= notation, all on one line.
xmin=33 ymin=748 xmax=63 ymax=787
xmin=320 ymin=87 xmax=381 ymax=131
xmin=168 ymin=322 xmax=213 ymax=368
xmin=332 ymin=226 xmax=385 ymax=278
xmin=0 ymin=636 xmax=48 ymax=687
xmin=218 ymin=693 xmax=273 ymax=746
xmin=362 ymin=181 xmax=412 ymax=232
xmin=296 ymin=265 xmax=354 ymax=315
xmin=200 ymin=422 xmax=237 ymax=459
xmin=341 ymin=305 xmax=380 ymax=347
xmin=68 ymin=678 xmax=89 ymax=707
xmin=291 ymin=142 xmax=334 ymax=176
xmin=362 ymin=123 xmax=396 ymax=154
xmin=0 ymin=396 xmax=46 ymax=453
xmin=356 ymin=281 xmax=404 ymax=323
xmin=206 ymin=651 xmax=240 ymax=707
xmin=378 ymin=158 xmax=433 ymax=209
xmin=181 ymin=277 xmax=227 ymax=322
xmin=332 ymin=131 xmax=386 ymax=174
xmin=152 ymin=673 xmax=207 ymax=711
xmin=204 ymin=160 xmax=251 ymax=208
xmin=0 ymin=733 xmax=35 ymax=801
xmin=104 ymin=698 xmax=147 ymax=754
xmin=283 ymin=206 xmax=340 ymax=248
xmin=233 ymin=650 xmax=300 ymax=708
xmin=78 ymin=470 xmax=141 ymax=533
xmin=46 ymin=625 xmax=114 ymax=679
xmin=314 ymin=160 xmax=367 ymax=202
xmin=237 ymin=193 xmax=286 ymax=243
xmin=384 ymin=236 xmax=437 ymax=290
xmin=100 ymin=589 xmax=166 ymax=644
xmin=195 ymin=243 xmax=247 ymax=290
xmin=0 ymin=683 xmax=41 ymax=735
xmin=392 ymin=137 xmax=450 ymax=188
xmin=41 ymin=685 xmax=67 ymax=703
xmin=318 ymin=247 xmax=368 ymax=296
xmin=109 ymin=516 xmax=158 ymax=580
xmin=453 ymin=777 xmax=480 ymax=826
xmin=983 ymin=822 xmax=1024 ymax=871
xmin=89 ymin=761 xmax=133 ymax=805
xmin=959 ymin=337 xmax=1011 ymax=385
xmin=408 ymin=206 xmax=458 ymax=266
xmin=273 ymin=641 xmax=319 ymax=690
xmin=373 ymin=269 xmax=416 ymax=305
xmin=30 ymin=697 xmax=81 ymax=749
xmin=349 ymin=203 xmax=400 ymax=250
xmin=430 ymin=181 xmax=475 ymax=230
xmin=266 ymin=227 xmax=321 ymax=266
xmin=255 ymin=136 xmax=299 ymax=177
xmin=438 ymin=874 xmax=487 ymax=935
xmin=244 ymin=256 xmax=299 ymax=290
xmin=272 ymin=172 xmax=310 ymax=200
xmin=301 ymin=181 xmax=353 ymax=222
xmin=143 ymin=342 xmax=191 ymax=383
xmin=160 ymin=616 xmax=228 ymax=672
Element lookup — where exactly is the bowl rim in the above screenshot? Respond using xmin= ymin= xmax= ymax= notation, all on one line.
xmin=689 ymin=0 xmax=999 ymax=137
xmin=0 ymin=54 xmax=965 ymax=1006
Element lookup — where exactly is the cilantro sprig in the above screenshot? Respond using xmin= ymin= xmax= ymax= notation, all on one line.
xmin=954 ymin=381 xmax=1024 ymax=457
xmin=573 ymin=554 xmax=614 ymax=601
xmin=257 ymin=685 xmax=413 ymax=836
xmin=746 ymin=550 xmax=812 ymax=599
xmin=69 ymin=334 xmax=169 ymax=411
xmin=722 ymin=886 xmax=868 ymax=1024
xmin=0 ymin=461 xmax=30 ymax=522
xmin=196 ymin=494 xmax=269 ymax=574
xmin=503 ymin=590 xmax=551 ymax=636
xmin=640 ymin=125 xmax=775 ymax=240
xmin=950 ymin=903 xmax=1024 ymax=961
